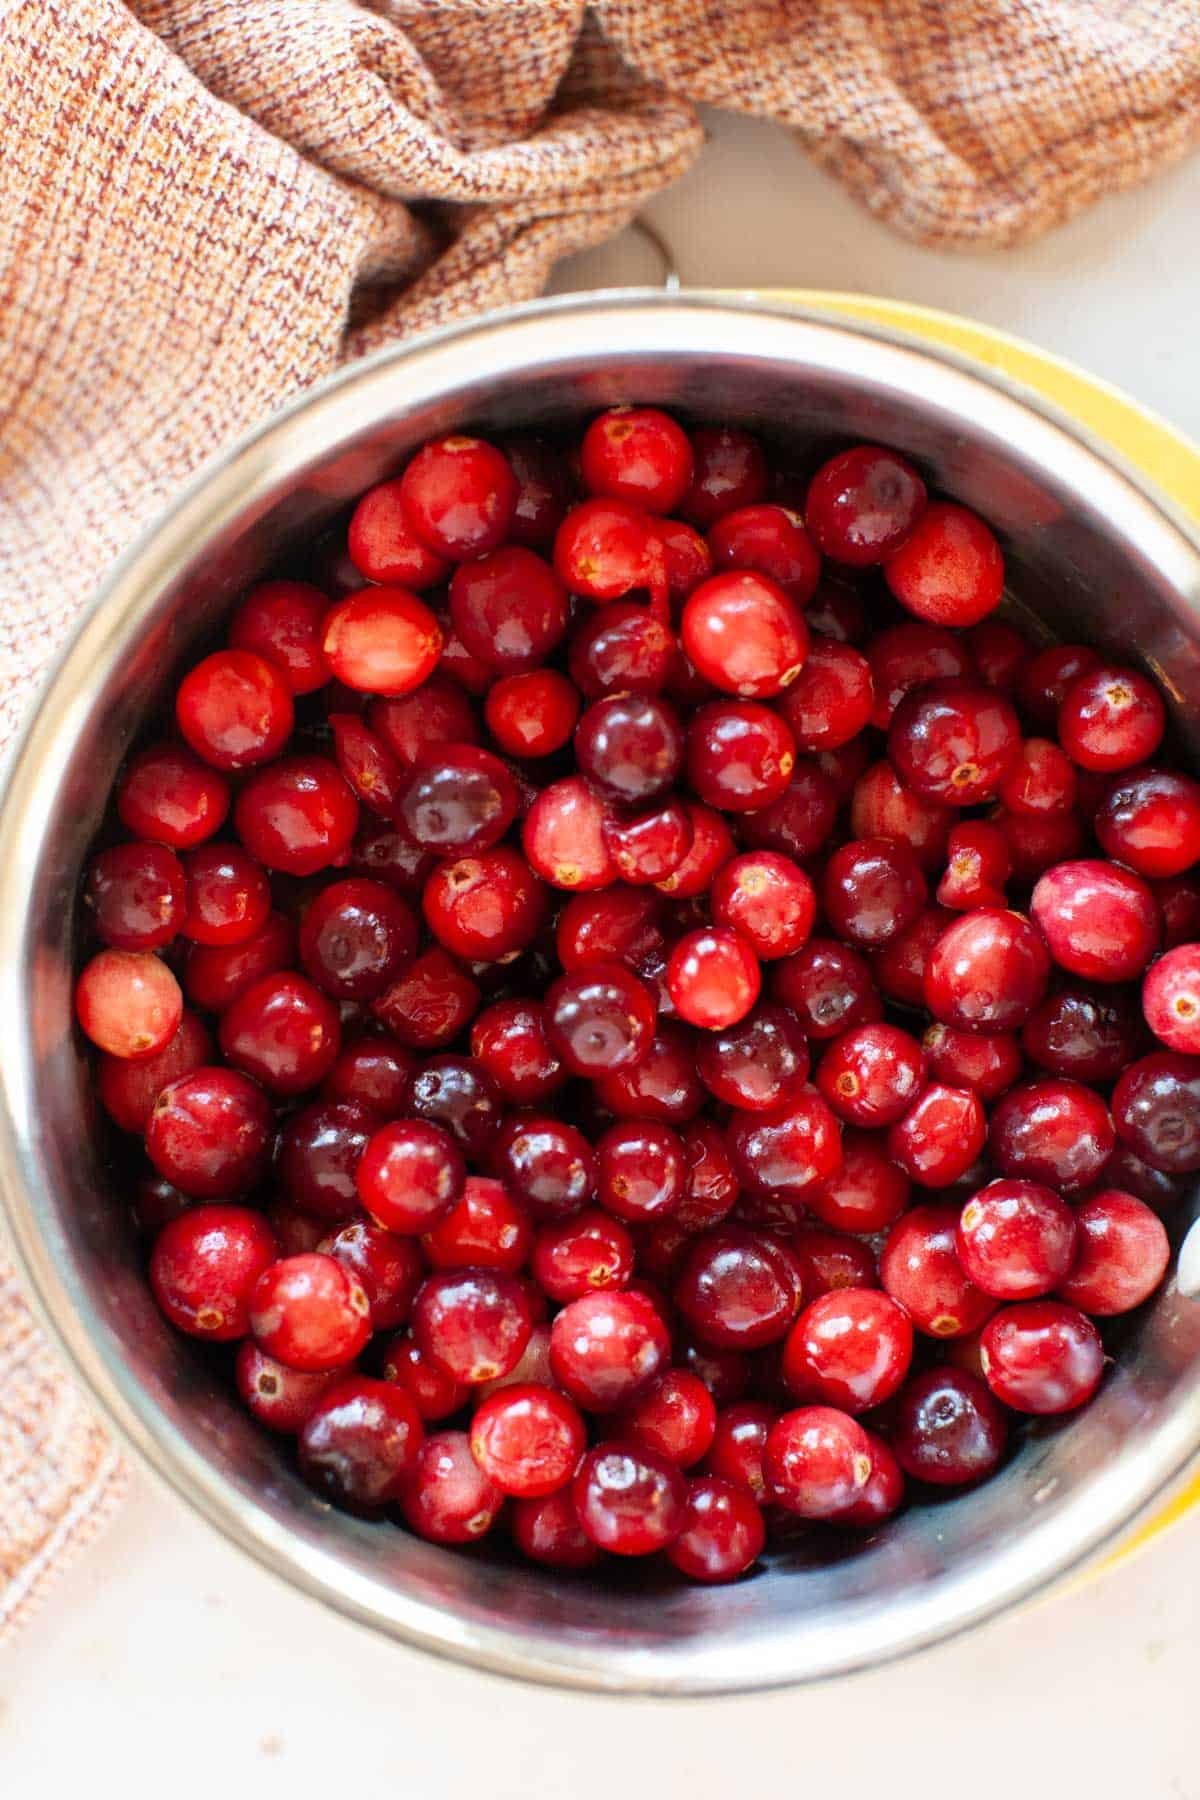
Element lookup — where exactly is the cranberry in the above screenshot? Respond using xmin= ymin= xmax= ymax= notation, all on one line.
xmin=267 ymin=1202 xmax=329 ymax=1257
xmin=346 ymin=821 xmax=438 ymax=895
xmin=806 ymin=576 xmax=868 ymax=645
xmin=710 ymin=852 xmax=816 ymax=960
xmin=778 ymin=638 xmax=873 ymax=753
xmin=502 ymin=436 xmax=574 ymax=547
xmin=888 ymin=680 xmax=1020 ymax=806
xmin=470 ymin=998 xmax=566 ymax=1104
xmin=556 ymin=886 xmax=664 ymax=974
xmin=543 ymin=961 xmax=656 ymax=1077
xmin=356 ymin=1119 xmax=464 ymax=1234
xmin=596 ymin=1022 xmax=705 ymax=1124
xmin=522 ymin=774 xmax=616 ymax=891
xmin=654 ymin=518 xmax=712 ymax=604
xmin=118 ymin=743 xmax=230 ymax=848
xmin=372 ymin=946 xmax=481 ymax=1049
xmin=765 ymin=1405 xmax=875 ymax=1519
xmin=1059 ymin=663 xmax=1165 ymax=772
xmin=806 ymin=1128 xmax=910 ymax=1234
xmin=421 ymin=847 xmax=546 ymax=964
xmin=323 ymin=1220 xmax=424 ymax=1330
xmin=367 ymin=681 xmax=478 ymax=772
xmin=320 ymin=586 xmax=442 ymax=696
xmin=687 ymin=699 xmax=796 ymax=812
xmin=695 ymin=1003 xmax=810 ymax=1112
xmin=175 ymin=649 xmax=293 ymax=772
xmin=235 ymin=1342 xmax=341 ymax=1434
xmin=770 ymin=937 xmax=881 ymax=1039
xmin=568 ymin=600 xmax=675 ymax=697
xmin=1057 ymin=1189 xmax=1170 ymax=1314
xmin=395 ymin=743 xmax=517 ymax=856
xmin=956 ymin=1179 xmax=1076 ymax=1300
xmin=553 ymin=496 xmax=658 ymax=602
xmin=97 ymin=1009 xmax=211 ymax=1133
xmin=484 ymin=668 xmax=579 ymax=757
xmin=1144 ymin=944 xmax=1200 ymax=1054
xmin=701 ymin=1400 xmax=775 ymax=1499
xmin=883 ymin=500 xmax=1004 ymax=627
xmin=297 ymin=878 xmax=417 ymax=1000
xmin=401 ymin=1429 xmax=504 ymax=1543
xmin=297 ymin=1376 xmax=423 ymax=1514
xmin=886 ymin=1082 xmax=989 ymax=1188
xmin=380 ymin=1334 xmax=468 ymax=1420
xmin=793 ymin=1228 xmax=880 ymax=1298
xmin=590 ymin=1122 xmax=682 ymax=1225
xmin=580 ymin=406 xmax=693 ymax=513
xmin=574 ymin=1438 xmax=687 ymax=1554
xmin=964 ymin=618 xmax=1031 ymax=695
xmin=1095 ymin=766 xmax=1200 ymax=877
xmin=346 ymin=478 xmax=449 ymax=587
xmin=981 ymin=1301 xmax=1104 ymax=1414
xmin=728 ymin=1087 xmax=843 ymax=1203
xmin=250 ymin=1252 xmax=372 ymax=1371
xmin=922 ymin=1023 xmax=1023 ymax=1101
xmin=934 ymin=822 xmax=1011 ymax=912
xmin=76 ymin=948 xmax=182 ymax=1059
xmin=707 ymin=505 xmax=820 ymax=607
xmin=399 ymin=435 xmax=517 ymax=560
xmin=234 ymin=754 xmax=358 ymax=876
xmin=412 ymin=1267 xmax=532 ymax=1385
xmin=890 ymin=1367 xmax=1006 ymax=1485
xmin=679 ymin=427 xmax=768 ymax=527
xmin=823 ymin=836 xmax=927 ymax=949
xmin=1099 ymin=1142 xmax=1182 ymax=1212
xmin=406 ymin=1055 xmax=503 ymax=1160
xmin=880 ymin=1204 xmax=996 ymax=1338
xmin=615 ymin=1369 xmax=717 ymax=1469
xmin=416 ymin=1176 xmax=527 ymax=1277
xmin=675 ymin=1228 xmax=801 ymax=1350
xmin=85 ymin=842 xmax=185 ymax=951
xmin=1017 ymin=643 xmax=1099 ymax=724
xmin=1031 ymin=859 xmax=1160 ymax=983
xmin=667 ymin=927 xmax=761 ymax=1029
xmin=446 ymin=547 xmax=569 ymax=676
xmin=498 ymin=1115 xmax=594 ymax=1219
xmin=679 ymin=1338 xmax=751 ymax=1406
xmin=328 ymin=713 xmax=405 ymax=816
xmin=468 ymin=1383 xmax=586 ymax=1498
xmin=833 ymin=1431 xmax=905 ymax=1526
xmin=850 ymin=761 xmax=952 ymax=873
xmin=218 ymin=971 xmax=339 ymax=1095
xmin=999 ymin=737 xmax=1077 ymax=817
xmin=602 ymin=795 xmax=693 ymax=885
xmin=805 ymin=445 xmax=926 ymax=566
xmin=1112 ymin=1051 xmax=1200 ymax=1172
xmin=177 ymin=843 xmax=270 ymax=949
xmin=1155 ymin=875 xmax=1200 ymax=948
xmin=923 ymin=908 xmax=1050 ymax=1032
xmin=816 ymin=1022 xmax=926 ymax=1128
xmin=576 ymin=692 xmax=683 ymax=805
xmin=654 ymin=801 xmax=736 ymax=897
xmin=989 ymin=1077 xmax=1115 ymax=1193
xmin=671 ymin=1121 xmax=738 ymax=1232
xmin=1021 ymin=983 xmax=1143 ymax=1082
xmin=783 ymin=1288 xmax=913 ymax=1412
xmin=228 ymin=579 xmax=332 ymax=692
xmin=867 ymin=621 xmax=975 ymax=729
xmin=681 ymin=571 xmax=808 ymax=701
xmin=511 ymin=1489 xmax=600 ymax=1569
xmin=145 ymin=1066 xmax=273 ymax=1197
xmin=150 ymin=1204 xmax=277 ymax=1340
xmin=667 ymin=1474 xmax=765 ymax=1582
xmin=549 ymin=1289 xmax=670 ymax=1412
xmin=531 ymin=1209 xmax=634 ymax=1301
xmin=991 ymin=805 xmax=1088 ymax=883
xmin=278 ymin=1099 xmax=375 ymax=1221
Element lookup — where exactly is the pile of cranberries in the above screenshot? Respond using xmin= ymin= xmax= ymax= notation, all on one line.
xmin=74 ymin=409 xmax=1199 ymax=1584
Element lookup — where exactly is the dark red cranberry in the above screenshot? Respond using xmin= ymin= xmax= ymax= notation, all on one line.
xmin=345 ymin=822 xmax=438 ymax=897
xmin=687 ymin=699 xmax=796 ymax=812
xmin=1018 ymin=643 xmax=1100 ymax=724
xmin=298 ymin=1376 xmax=423 ymax=1514
xmin=1112 ymin=1051 xmax=1200 ymax=1172
xmin=118 ymin=743 xmax=230 ymax=849
xmin=1095 ymin=766 xmax=1200 ymax=877
xmin=544 ymin=961 xmax=656 ymax=1077
xmin=707 ymin=503 xmax=820 ymax=607
xmin=728 ymin=1087 xmax=843 ymax=1203
xmin=770 ymin=937 xmax=881 ymax=1039
xmin=671 ymin=1120 xmax=738 ymax=1232
xmin=229 ymin=579 xmax=332 ymax=692
xmin=367 ymin=680 xmax=478 ymax=771
xmin=615 ymin=1369 xmax=717 ymax=1469
xmin=778 ymin=637 xmax=873 ymax=754
xmin=782 ymin=1288 xmax=913 ymax=1412
xmin=1059 ymin=663 xmax=1165 ymax=772
xmin=880 ymin=1203 xmax=997 ymax=1338
xmin=816 ymin=1022 xmax=926 ymax=1128
xmin=218 ymin=971 xmax=340 ymax=1095
xmin=549 ymin=1289 xmax=671 ymax=1412
xmin=399 ymin=435 xmax=517 ymax=561
xmin=278 ymin=1100 xmax=375 ymax=1221
xmin=85 ymin=841 xmax=185 ymax=951
xmin=576 ymin=691 xmax=683 ymax=804
xmin=765 ymin=1405 xmax=875 ymax=1519
xmin=666 ymin=1474 xmax=765 ymax=1582
xmin=1021 ymin=984 xmax=1143 ymax=1082
xmin=1031 ymin=859 xmax=1160 ymax=983
xmin=999 ymin=736 xmax=1077 ymax=817
xmin=346 ymin=478 xmax=449 ymax=587
xmin=484 ymin=668 xmax=579 ymax=757
xmin=741 ymin=755 xmax=848 ymax=867
xmin=964 ymin=618 xmax=1031 ymax=695
xmin=680 ymin=426 xmax=769 ymax=528
xmin=234 ymin=754 xmax=358 ymax=876
xmin=250 ymin=1252 xmax=372 ymax=1371
xmin=936 ymin=821 xmax=1011 ymax=910
xmin=322 ymin=1221 xmax=424 ymax=1330
xmin=149 ymin=1204 xmax=277 ymax=1340
xmin=701 ymin=1400 xmax=775 ymax=1499
xmin=888 ymin=680 xmax=1020 ymax=806
xmin=497 ymin=1115 xmax=595 ymax=1219
xmin=395 ymin=743 xmax=517 ymax=856
xmin=468 ymin=1383 xmax=586 ymax=1498
xmin=469 ymin=998 xmax=566 ymax=1105
xmin=412 ymin=1267 xmax=532 ymax=1384
xmin=501 ymin=436 xmax=574 ymax=548
xmin=850 ymin=760 xmax=952 ymax=873
xmin=175 ymin=649 xmax=294 ymax=772
xmin=573 ymin=1438 xmax=687 ymax=1554
xmin=556 ymin=886 xmax=665 ymax=973
xmin=1099 ymin=1142 xmax=1182 ymax=1212
xmin=1056 ymin=1189 xmax=1170 ymax=1314
xmin=695 ymin=1002 xmax=811 ymax=1112
xmin=591 ymin=1119 xmax=683 ymax=1222
xmin=97 ymin=1010 xmax=211 ymax=1133
xmin=380 ymin=1334 xmax=468 ymax=1421
xmin=595 ymin=1022 xmax=705 ymax=1124
xmin=511 ymin=1489 xmax=600 ymax=1569
xmin=923 ymin=907 xmax=1050 ymax=1032
xmin=981 ymin=1301 xmax=1104 ymax=1414
xmin=921 ymin=1022 xmax=1022 ymax=1102
xmin=709 ymin=852 xmax=816 ymax=961
xmin=356 ymin=1119 xmax=464 ymax=1234
xmin=321 ymin=1031 xmax=416 ymax=1114
xmin=956 ymin=1179 xmax=1076 ymax=1300
xmin=675 ymin=1228 xmax=802 ymax=1350
xmin=267 ymin=1202 xmax=330 ymax=1257
xmin=145 ymin=1067 xmax=273 ymax=1197
xmin=405 ymin=1055 xmax=503 ymax=1160
xmin=448 ymin=546 xmax=568 ymax=674
xmin=328 ymin=713 xmax=405 ymax=817
xmin=989 ymin=1077 xmax=1115 ymax=1193
xmin=295 ymin=878 xmax=417 ymax=1001
xmin=580 ymin=406 xmax=694 ymax=513
xmin=792 ymin=1228 xmax=880 ymax=1298
xmin=890 ymin=1367 xmax=1006 ymax=1485
xmin=805 ymin=576 xmax=868 ymax=645
xmin=235 ymin=1342 xmax=342 ymax=1434
xmin=75 ymin=948 xmax=182 ymax=1060
xmin=682 ymin=571 xmax=809 ymax=700
xmin=806 ymin=1129 xmax=910 ymax=1234
xmin=1154 ymin=875 xmax=1200 ymax=948
xmin=867 ymin=620 xmax=975 ymax=729
xmin=883 ymin=500 xmax=1004 ymax=627
xmin=654 ymin=801 xmax=737 ymax=897
xmin=657 ymin=517 xmax=714 ymax=604
xmin=178 ymin=843 xmax=270 ymax=948
xmin=372 ymin=947 xmax=481 ymax=1049
xmin=522 ymin=774 xmax=616 ymax=892
xmin=990 ymin=805 xmax=1087 ymax=882
xmin=531 ymin=1208 xmax=634 ymax=1301
xmin=666 ymin=927 xmax=761 ymax=1029
xmin=823 ymin=836 xmax=927 ymax=949
xmin=401 ymin=1429 xmax=504 ymax=1543
xmin=567 ymin=600 xmax=675 ymax=697
xmin=805 ymin=445 xmax=926 ymax=566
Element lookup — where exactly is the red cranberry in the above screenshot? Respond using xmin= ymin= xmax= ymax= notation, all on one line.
xmin=981 ymin=1301 xmax=1104 ymax=1414
xmin=556 ymin=886 xmax=664 ymax=973
xmin=867 ymin=621 xmax=975 ymax=729
xmin=1112 ymin=1051 xmax=1200 ymax=1173
xmin=1018 ymin=643 xmax=1101 ymax=724
xmin=1059 ymin=663 xmax=1165 ymax=771
xmin=667 ymin=1474 xmax=765 ymax=1582
xmin=591 ymin=1120 xmax=683 ymax=1222
xmin=682 ymin=571 xmax=809 ymax=700
xmin=219 ymin=972 xmax=340 ymax=1095
xmin=580 ymin=406 xmax=693 ymax=513
xmin=673 ymin=1120 xmax=739 ymax=1231
xmin=595 ymin=1022 xmax=706 ymax=1124
xmin=145 ymin=1067 xmax=273 ymax=1197
xmin=412 ymin=1267 xmax=532 ymax=1384
xmin=178 ymin=843 xmax=271 ymax=948
xmin=175 ymin=650 xmax=294 ymax=771
xmin=806 ymin=576 xmax=868 ymax=645
xmin=687 ymin=699 xmax=796 ymax=812
xmin=880 ymin=1203 xmax=996 ymax=1338
xmin=1144 ymin=944 xmax=1200 ymax=1054
xmin=656 ymin=518 xmax=714 ymax=604
xmin=707 ymin=503 xmax=820 ymax=605
xmin=356 ymin=1119 xmax=464 ymax=1234
xmin=654 ymin=801 xmax=736 ymax=897
xmin=1153 ymin=875 xmax=1200 ymax=949
xmin=679 ymin=1338 xmax=751 ymax=1407
xmin=778 ymin=637 xmax=874 ymax=752
xmin=544 ymin=961 xmax=656 ymax=1076
xmin=117 ymin=743 xmax=230 ymax=849
xmin=890 ymin=1366 xmax=1006 ymax=1485
xmin=806 ymin=1128 xmax=910 ymax=1234
xmin=710 ymin=851 xmax=816 ymax=960
xmin=502 ymin=435 xmax=574 ymax=548
xmin=423 ymin=848 xmax=546 ymax=965
xmin=988 ymin=1077 xmax=1115 ymax=1193
xmin=850 ymin=760 xmax=952 ymax=873
xmin=816 ymin=1022 xmax=926 ymax=1128
xmin=234 ymin=754 xmax=358 ymax=876
xmin=935 ymin=822 xmax=1011 ymax=911
xmin=420 ymin=1175 xmax=529 ymax=1275
xmin=298 ymin=1376 xmax=423 ymax=1514
xmin=744 ymin=763 xmax=843 ymax=869
xmin=372 ymin=947 xmax=481 ymax=1049
xmin=468 ymin=1383 xmax=586 ymax=1498
xmin=511 ymin=1489 xmax=600 ymax=1570
xmin=97 ymin=1009 xmax=211 ymax=1133
xmin=498 ymin=1115 xmax=595 ymax=1219
xmin=568 ymin=600 xmax=675 ymax=697
xmin=886 ymin=1081 xmax=989 ymax=1188
xmin=728 ymin=1087 xmax=843 ymax=1203
xmin=268 ymin=1202 xmax=330 ymax=1257
xmin=675 ymin=1228 xmax=801 ymax=1350
xmin=1091 ymin=1141 xmax=1180 ymax=1212
xmin=805 ymin=445 xmax=926 ymax=566
xmin=279 ymin=1099 xmax=375 ymax=1220
xmin=924 ymin=907 xmax=1050 ymax=1032
xmin=701 ymin=1400 xmax=774 ymax=1499
xmin=553 ymin=496 xmax=658 ymax=602
xmin=476 ymin=1319 xmax=554 ymax=1394
xmin=298 ymin=878 xmax=418 ymax=1000
xmin=328 ymin=713 xmax=405 ymax=816
xmin=323 ymin=1221 xmax=424 ymax=1331
xmin=1031 ymin=859 xmax=1160 ymax=983
xmin=1095 ymin=766 xmax=1200 ymax=877
xmin=990 ymin=805 xmax=1087 ymax=882
xmin=346 ymin=821 xmax=437 ymax=895
xmin=782 ymin=1288 xmax=913 ymax=1412
xmin=576 ymin=691 xmax=683 ymax=804
xmin=680 ymin=426 xmax=769 ymax=528
xmin=696 ymin=1003 xmax=810 ymax=1112
xmin=615 ymin=1369 xmax=717 ymax=1468
xmin=399 ymin=435 xmax=517 ymax=560
xmin=446 ymin=545 xmax=568 ymax=675
xmin=765 ymin=1405 xmax=875 ymax=1519
xmin=367 ymin=679 xmax=478 ymax=769
xmin=85 ymin=841 xmax=185 ymax=951
xmin=522 ymin=774 xmax=616 ymax=891
xmin=321 ymin=587 xmax=442 ymax=695
xmin=832 ymin=1430 xmax=905 ymax=1526
xmin=889 ymin=680 xmax=1020 ymax=806
xmin=250 ymin=1252 xmax=372 ymax=1371
xmin=549 ymin=1289 xmax=670 ymax=1412
xmin=76 ymin=948 xmax=182 ymax=1059
xmin=922 ymin=1022 xmax=1023 ymax=1101
xmin=823 ymin=836 xmax=927 ymax=949
xmin=999 ymin=736 xmax=1077 ymax=816
xmin=573 ymin=1438 xmax=687 ymax=1554
xmin=956 ymin=1179 xmax=1076 ymax=1300
xmin=964 ymin=618 xmax=1031 ymax=694
xmin=1056 ymin=1189 xmax=1170 ymax=1314
xmin=380 ymin=1334 xmax=468 ymax=1421
xmin=484 ymin=668 xmax=579 ymax=757
xmin=150 ymin=1204 xmax=277 ymax=1340
xmin=602 ymin=795 xmax=693 ymax=885
xmin=883 ymin=501 xmax=1004 ymax=627
xmin=470 ymin=998 xmax=566 ymax=1104
xmin=346 ymin=478 xmax=449 ymax=587
xmin=793 ymin=1228 xmax=880 ymax=1298
xmin=229 ymin=579 xmax=332 ymax=692
xmin=1021 ymin=983 xmax=1144 ymax=1082
xmin=667 ymin=927 xmax=761 ymax=1029
xmin=531 ymin=1208 xmax=634 ymax=1301
xmin=770 ymin=937 xmax=881 ymax=1039
xmin=401 ymin=1429 xmax=504 ymax=1543
xmin=235 ymin=1342 xmax=341 ymax=1434
xmin=395 ymin=743 xmax=517 ymax=855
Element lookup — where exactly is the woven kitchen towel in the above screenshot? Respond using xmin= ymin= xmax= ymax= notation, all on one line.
xmin=1 ymin=0 xmax=1198 ymax=1643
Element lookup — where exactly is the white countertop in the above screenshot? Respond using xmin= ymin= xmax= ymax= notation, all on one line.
xmin=6 ymin=108 xmax=1200 ymax=1798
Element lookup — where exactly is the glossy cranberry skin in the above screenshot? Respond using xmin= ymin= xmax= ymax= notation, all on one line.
xmin=422 ymin=848 xmax=545 ymax=965
xmin=981 ymin=1301 xmax=1104 ymax=1414
xmin=228 ymin=579 xmax=331 ymax=693
xmin=328 ymin=712 xmax=405 ymax=817
xmin=999 ymin=736 xmax=1077 ymax=817
xmin=666 ymin=1474 xmax=765 ymax=1582
xmin=175 ymin=649 xmax=294 ymax=772
xmin=765 ymin=1405 xmax=875 ymax=1518
xmin=743 ymin=772 xmax=843 ymax=879
xmin=880 ymin=1204 xmax=997 ymax=1338
xmin=234 ymin=755 xmax=358 ymax=877
xmin=117 ymin=743 xmax=230 ymax=849
xmin=405 ymin=1056 xmax=502 ymax=1161
xmin=502 ymin=435 xmax=574 ymax=548
xmin=580 ymin=406 xmax=693 ymax=513
xmin=522 ymin=774 xmax=616 ymax=892
xmin=805 ymin=445 xmax=926 ymax=566
xmin=401 ymin=1429 xmax=505 ymax=1543
xmin=699 ymin=1401 xmax=774 ymax=1499
xmin=991 ymin=805 xmax=1088 ymax=883
xmin=710 ymin=852 xmax=816 ymax=962
xmin=850 ymin=761 xmax=952 ymax=876
xmin=469 ymin=999 xmax=565 ymax=1105
xmin=356 ymin=1119 xmax=464 ymax=1234
xmin=647 ymin=807 xmax=733 ymax=905
xmin=394 ymin=743 xmax=517 ymax=857
xmin=923 ymin=907 xmax=1050 ymax=1034
xmin=1094 ymin=766 xmax=1200 ymax=878
xmin=934 ymin=822 xmax=1011 ymax=913
xmin=816 ymin=1023 xmax=926 ymax=1128
xmin=681 ymin=571 xmax=809 ymax=701
xmin=445 ymin=545 xmax=568 ymax=675
xmin=553 ymin=496 xmax=658 ymax=602
xmin=278 ymin=1100 xmax=374 ymax=1221
xmin=667 ymin=927 xmax=761 ymax=1030
xmin=1057 ymin=1189 xmax=1169 ymax=1314
xmin=728 ymin=1086 xmax=843 ymax=1205
xmin=573 ymin=1438 xmax=687 ymax=1554
xmin=416 ymin=1177 xmax=526 ymax=1277
xmin=890 ymin=1367 xmax=1006 ymax=1486
xmin=922 ymin=1022 xmax=1022 ymax=1102
xmin=556 ymin=886 xmax=664 ymax=974
xmin=989 ymin=1078 xmax=1115 ymax=1194
xmin=1144 ymin=944 xmax=1200 ymax=1053
xmin=696 ymin=1003 xmax=811 ymax=1112
xmin=778 ymin=638 xmax=873 ymax=755
xmin=549 ymin=1290 xmax=671 ymax=1413
xmin=686 ymin=699 xmax=796 ymax=812
xmin=150 ymin=1205 xmax=277 ymax=1340
xmin=468 ymin=1382 xmax=586 ymax=1499
xmin=706 ymin=504 xmax=820 ymax=607
xmin=235 ymin=1343 xmax=341 ymax=1434
xmin=1021 ymin=984 xmax=1143 ymax=1082
xmin=363 ymin=683 xmax=476 ymax=774
xmin=568 ymin=600 xmax=675 ymax=698
xmin=85 ymin=842 xmax=185 ymax=952
xmin=888 ymin=680 xmax=1020 ymax=807
xmin=576 ymin=692 xmax=683 ymax=806
xmin=484 ymin=668 xmax=579 ymax=758
xmin=956 ymin=1179 xmax=1076 ymax=1300
xmin=97 ymin=1010 xmax=212 ymax=1134
xmin=296 ymin=878 xmax=418 ymax=1002
xmin=412 ymin=1267 xmax=532 ymax=1385
xmin=964 ymin=617 xmax=1031 ymax=694
xmin=783 ymin=1288 xmax=913 ymax=1413
xmin=1031 ymin=860 xmax=1160 ymax=984
xmin=380 ymin=1334 xmax=468 ymax=1421
xmin=399 ymin=435 xmax=517 ymax=560
xmin=675 ymin=1228 xmax=801 ymax=1351
xmin=1059 ymin=663 xmax=1165 ymax=772
xmin=1155 ymin=875 xmax=1200 ymax=949
xmin=346 ymin=478 xmax=449 ymax=587
xmin=297 ymin=1376 xmax=423 ymax=1515
xmin=867 ymin=621 xmax=974 ymax=730
xmin=595 ymin=1023 xmax=706 ymax=1124
xmin=805 ymin=576 xmax=867 ymax=645
xmin=543 ymin=961 xmax=656 ymax=1077
xmin=823 ymin=836 xmax=927 ymax=950
xmin=806 ymin=1129 xmax=910 ymax=1234
xmin=321 ymin=586 xmax=442 ymax=696
xmin=680 ymin=426 xmax=769 ymax=528
xmin=884 ymin=500 xmax=1004 ymax=627
xmin=145 ymin=1067 xmax=273 ymax=1197
xmin=1017 ymin=644 xmax=1100 ymax=724
xmin=250 ymin=1253 xmax=372 ymax=1371
xmin=498 ymin=1115 xmax=595 ymax=1220
xmin=372 ymin=947 xmax=481 ymax=1049
xmin=511 ymin=1489 xmax=600 ymax=1570
xmin=177 ymin=843 xmax=271 ymax=949
xmin=614 ymin=1369 xmax=717 ymax=1469
xmin=75 ymin=948 xmax=182 ymax=1060
xmin=1112 ymin=1051 xmax=1200 ymax=1172
xmin=218 ymin=972 xmax=339 ymax=1095
xmin=323 ymin=1221 xmax=424 ymax=1330
xmin=589 ymin=1123 xmax=682 ymax=1227
xmin=602 ymin=795 xmax=693 ymax=886
xmin=770 ymin=937 xmax=881 ymax=1039
xmin=531 ymin=1209 xmax=634 ymax=1302
xmin=345 ymin=822 xmax=438 ymax=898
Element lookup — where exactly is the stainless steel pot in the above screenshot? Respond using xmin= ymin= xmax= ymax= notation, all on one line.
xmin=3 ymin=291 xmax=1200 ymax=1695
